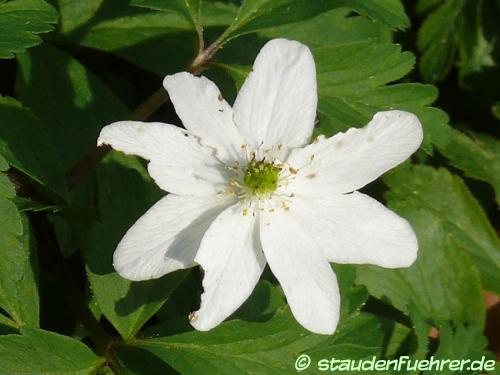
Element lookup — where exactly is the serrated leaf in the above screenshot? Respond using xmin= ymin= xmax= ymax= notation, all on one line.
xmin=86 ymin=154 xmax=186 ymax=341
xmin=331 ymin=0 xmax=409 ymax=30
xmin=0 ymin=312 xmax=17 ymax=334
xmin=216 ymin=0 xmax=409 ymax=47
xmin=0 ymin=0 xmax=58 ymax=59
xmin=0 ymin=96 xmax=67 ymax=199
xmin=423 ymin=324 xmax=494 ymax=375
xmin=315 ymin=42 xmax=414 ymax=133
xmin=232 ymin=280 xmax=286 ymax=322
xmin=407 ymin=302 xmax=431 ymax=361
xmin=0 ymin=154 xmax=39 ymax=328
xmin=356 ymin=208 xmax=485 ymax=328
xmin=313 ymin=43 xmax=438 ymax=154
xmin=417 ymin=0 xmax=465 ymax=82
xmin=383 ymin=165 xmax=500 ymax=294
xmin=218 ymin=30 xmax=499 ymax=209
xmin=0 ymin=327 xmax=104 ymax=374
xmin=430 ymin=125 xmax=500 ymax=203
xmin=0 ymin=212 xmax=39 ymax=328
xmin=126 ymin=310 xmax=383 ymax=374
xmin=259 ymin=7 xmax=392 ymax=48
xmin=54 ymin=0 xmax=234 ymax=76
xmin=16 ymin=44 xmax=129 ymax=171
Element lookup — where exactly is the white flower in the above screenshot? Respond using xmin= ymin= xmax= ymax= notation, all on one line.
xmin=97 ymin=38 xmax=422 ymax=335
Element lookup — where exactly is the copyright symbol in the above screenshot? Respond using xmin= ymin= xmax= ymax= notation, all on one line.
xmin=295 ymin=354 xmax=311 ymax=371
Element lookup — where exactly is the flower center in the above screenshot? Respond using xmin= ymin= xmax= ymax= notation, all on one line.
xmin=243 ymin=159 xmax=281 ymax=195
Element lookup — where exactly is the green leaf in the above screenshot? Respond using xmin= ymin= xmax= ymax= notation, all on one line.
xmin=430 ymin=125 xmax=500 ymax=203
xmin=383 ymin=165 xmax=500 ymax=293
xmin=417 ymin=0 xmax=465 ymax=82
xmin=356 ymin=208 xmax=485 ymax=328
xmin=131 ymin=0 xmax=202 ymax=32
xmin=259 ymin=7 xmax=392 ymax=48
xmin=313 ymin=43 xmax=439 ymax=154
xmin=331 ymin=0 xmax=409 ymax=30
xmin=218 ymin=26 xmax=498 ymax=206
xmin=54 ymin=0 xmax=234 ymax=76
xmin=86 ymin=153 xmax=186 ymax=341
xmin=0 ymin=96 xmax=67 ymax=199
xmin=0 ymin=213 xmax=39 ymax=328
xmin=423 ymin=324 xmax=494 ymax=375
xmin=216 ymin=0 xmax=408 ymax=47
xmin=16 ymin=44 xmax=129 ymax=171
xmin=126 ymin=310 xmax=383 ymax=374
xmin=0 ymin=159 xmax=39 ymax=328
xmin=0 ymin=0 xmax=58 ymax=59
xmin=232 ymin=280 xmax=286 ymax=322
xmin=407 ymin=302 xmax=431 ymax=360
xmin=0 ymin=327 xmax=104 ymax=374
xmin=314 ymin=42 xmax=414 ymax=130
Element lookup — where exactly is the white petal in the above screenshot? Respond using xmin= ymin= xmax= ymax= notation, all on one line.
xmin=113 ymin=194 xmax=235 ymax=281
xmin=98 ymin=121 xmax=229 ymax=195
xmin=163 ymin=72 xmax=245 ymax=164
xmin=233 ymin=38 xmax=317 ymax=158
xmin=190 ymin=204 xmax=266 ymax=331
xmin=260 ymin=205 xmax=339 ymax=334
xmin=287 ymin=110 xmax=423 ymax=195
xmin=292 ymin=192 xmax=418 ymax=268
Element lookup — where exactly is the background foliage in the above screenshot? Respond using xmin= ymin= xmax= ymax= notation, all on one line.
xmin=0 ymin=0 xmax=499 ymax=373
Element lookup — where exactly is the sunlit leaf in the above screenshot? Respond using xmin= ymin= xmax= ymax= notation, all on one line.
xmin=0 ymin=0 xmax=58 ymax=59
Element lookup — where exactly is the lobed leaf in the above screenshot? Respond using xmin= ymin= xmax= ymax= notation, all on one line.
xmin=356 ymin=207 xmax=485 ymax=328
xmin=0 ymin=0 xmax=58 ymax=59
xmin=423 ymin=324 xmax=494 ymax=375
xmin=383 ymin=165 xmax=500 ymax=294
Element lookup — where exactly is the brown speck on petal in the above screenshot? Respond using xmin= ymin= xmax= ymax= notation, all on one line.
xmin=189 ymin=312 xmax=197 ymax=322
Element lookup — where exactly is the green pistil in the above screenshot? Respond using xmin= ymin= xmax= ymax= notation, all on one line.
xmin=243 ymin=159 xmax=281 ymax=195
